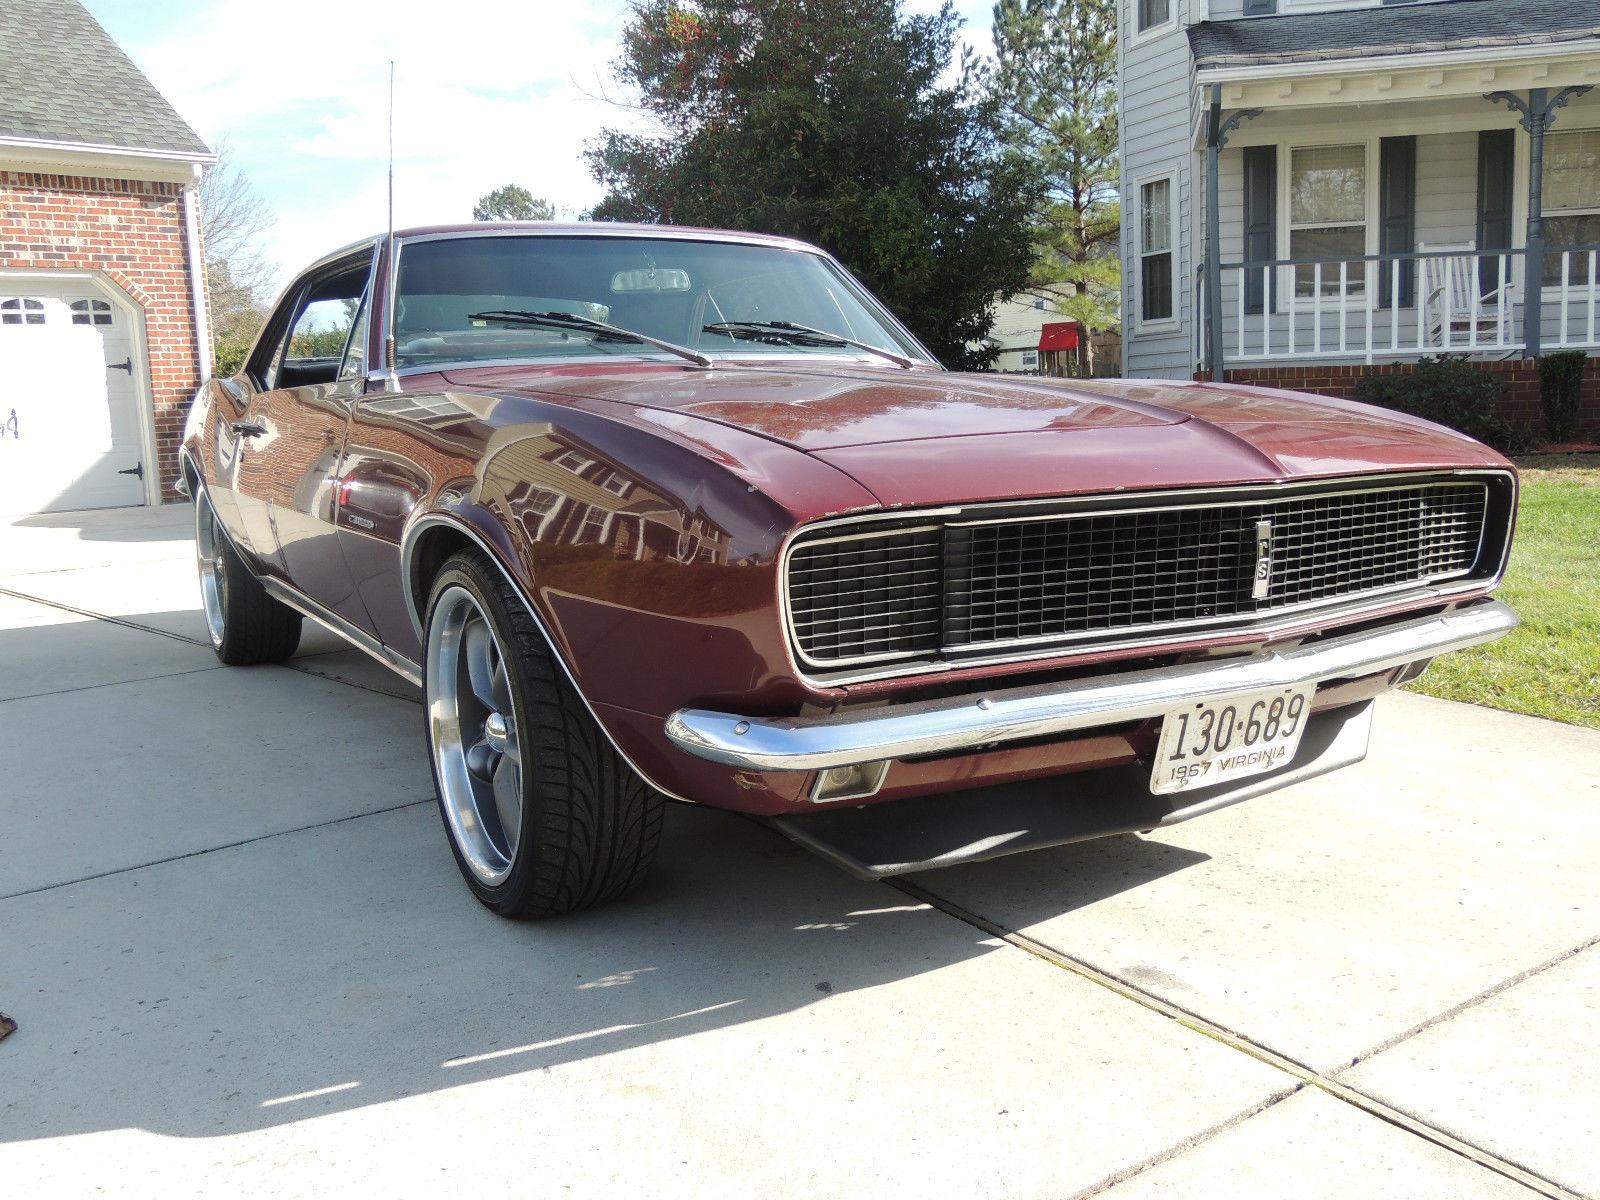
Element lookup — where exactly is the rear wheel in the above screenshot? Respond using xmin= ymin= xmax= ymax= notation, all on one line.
xmin=194 ymin=486 xmax=302 ymax=665
xmin=424 ymin=549 xmax=664 ymax=918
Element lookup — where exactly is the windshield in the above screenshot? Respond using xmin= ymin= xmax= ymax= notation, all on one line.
xmin=392 ymin=234 xmax=933 ymax=371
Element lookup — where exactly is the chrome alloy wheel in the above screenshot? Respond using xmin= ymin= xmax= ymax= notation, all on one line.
xmin=426 ymin=586 xmax=524 ymax=886
xmin=195 ymin=489 xmax=228 ymax=648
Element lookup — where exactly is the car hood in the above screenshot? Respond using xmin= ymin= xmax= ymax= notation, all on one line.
xmin=440 ymin=363 xmax=1508 ymax=509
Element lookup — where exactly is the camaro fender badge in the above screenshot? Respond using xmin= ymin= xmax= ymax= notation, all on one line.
xmin=1252 ymin=518 xmax=1273 ymax=600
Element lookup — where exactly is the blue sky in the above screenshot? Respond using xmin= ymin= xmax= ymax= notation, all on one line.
xmin=85 ymin=0 xmax=996 ymax=294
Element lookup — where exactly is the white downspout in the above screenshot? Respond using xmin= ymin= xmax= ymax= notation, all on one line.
xmin=182 ymin=162 xmax=213 ymax=381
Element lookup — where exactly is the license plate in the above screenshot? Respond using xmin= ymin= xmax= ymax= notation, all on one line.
xmin=1150 ymin=685 xmax=1315 ymax=795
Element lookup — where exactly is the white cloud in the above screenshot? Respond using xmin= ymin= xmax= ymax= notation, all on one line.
xmin=109 ymin=0 xmax=644 ymax=286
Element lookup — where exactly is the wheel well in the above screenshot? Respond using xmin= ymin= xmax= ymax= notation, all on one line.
xmin=408 ymin=524 xmax=474 ymax=624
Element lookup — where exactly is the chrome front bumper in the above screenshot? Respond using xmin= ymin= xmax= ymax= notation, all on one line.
xmin=664 ymin=600 xmax=1518 ymax=772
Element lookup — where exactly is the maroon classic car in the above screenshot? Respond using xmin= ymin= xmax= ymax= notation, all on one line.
xmin=181 ymin=223 xmax=1518 ymax=917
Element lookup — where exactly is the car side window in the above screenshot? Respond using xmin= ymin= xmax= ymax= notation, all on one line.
xmin=338 ymin=288 xmax=372 ymax=382
xmin=249 ymin=255 xmax=373 ymax=392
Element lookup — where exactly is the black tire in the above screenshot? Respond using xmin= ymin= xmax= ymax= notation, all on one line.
xmin=423 ymin=548 xmax=664 ymax=918
xmin=195 ymin=488 xmax=302 ymax=666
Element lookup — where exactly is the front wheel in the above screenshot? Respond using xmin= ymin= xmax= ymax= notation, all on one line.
xmin=194 ymin=486 xmax=301 ymax=665
xmin=423 ymin=549 xmax=664 ymax=918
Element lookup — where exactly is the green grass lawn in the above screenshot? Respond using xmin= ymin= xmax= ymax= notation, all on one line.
xmin=1409 ymin=454 xmax=1600 ymax=729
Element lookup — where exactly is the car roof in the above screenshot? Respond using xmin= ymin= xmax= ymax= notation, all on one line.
xmin=392 ymin=222 xmax=824 ymax=254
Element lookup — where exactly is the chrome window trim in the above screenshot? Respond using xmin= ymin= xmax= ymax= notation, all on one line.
xmin=778 ymin=468 xmax=1516 ymax=684
xmin=380 ymin=228 xmax=940 ymax=381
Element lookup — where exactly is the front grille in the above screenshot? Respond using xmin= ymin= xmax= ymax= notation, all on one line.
xmin=786 ymin=478 xmax=1498 ymax=669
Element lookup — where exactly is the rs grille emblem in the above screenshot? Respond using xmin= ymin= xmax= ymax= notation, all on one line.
xmin=1252 ymin=519 xmax=1273 ymax=599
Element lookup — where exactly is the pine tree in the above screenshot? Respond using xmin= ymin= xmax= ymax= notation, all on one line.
xmin=992 ymin=0 xmax=1120 ymax=374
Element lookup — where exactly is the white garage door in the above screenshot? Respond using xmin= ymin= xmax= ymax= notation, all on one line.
xmin=0 ymin=280 xmax=148 ymax=514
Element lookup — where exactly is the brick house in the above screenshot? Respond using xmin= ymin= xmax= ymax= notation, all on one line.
xmin=0 ymin=0 xmax=213 ymax=514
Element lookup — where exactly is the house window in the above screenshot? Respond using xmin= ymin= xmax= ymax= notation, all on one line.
xmin=517 ymin=487 xmax=562 ymax=537
xmin=1139 ymin=176 xmax=1175 ymax=324
xmin=1289 ymin=144 xmax=1368 ymax=297
xmin=553 ymin=448 xmax=594 ymax=475
xmin=576 ymin=505 xmax=611 ymax=543
xmin=1542 ymin=127 xmax=1600 ymax=285
xmin=599 ymin=471 xmax=632 ymax=498
xmin=1136 ymin=0 xmax=1170 ymax=35
xmin=1020 ymin=350 xmax=1040 ymax=370
xmin=1 ymin=298 xmax=45 ymax=325
xmin=69 ymin=299 xmax=113 ymax=326
xmin=362 ymin=393 xmax=464 ymax=422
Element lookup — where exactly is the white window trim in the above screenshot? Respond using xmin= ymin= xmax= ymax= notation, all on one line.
xmin=1281 ymin=0 xmax=1384 ymax=11
xmin=576 ymin=505 xmax=612 ymax=543
xmin=1276 ymin=136 xmax=1381 ymax=310
xmin=1541 ymin=123 xmax=1600 ymax=227
xmin=522 ymin=487 xmax=563 ymax=539
xmin=553 ymin=449 xmax=594 ymax=475
xmin=1128 ymin=0 xmax=1177 ymax=47
xmin=1135 ymin=169 xmax=1181 ymax=332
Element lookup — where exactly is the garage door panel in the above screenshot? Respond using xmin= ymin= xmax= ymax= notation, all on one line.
xmin=0 ymin=286 xmax=147 ymax=514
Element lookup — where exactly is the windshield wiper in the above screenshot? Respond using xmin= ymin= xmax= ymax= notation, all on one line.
xmin=703 ymin=320 xmax=916 ymax=369
xmin=468 ymin=310 xmax=713 ymax=368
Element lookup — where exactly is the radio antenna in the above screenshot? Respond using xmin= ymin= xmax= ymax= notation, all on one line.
xmin=386 ymin=60 xmax=395 ymax=246
xmin=382 ymin=60 xmax=400 ymax=390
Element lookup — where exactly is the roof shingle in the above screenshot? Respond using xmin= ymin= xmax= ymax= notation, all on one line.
xmin=1189 ymin=0 xmax=1600 ymax=70
xmin=0 ymin=0 xmax=209 ymax=156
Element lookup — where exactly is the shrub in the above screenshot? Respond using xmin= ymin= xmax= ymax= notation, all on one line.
xmin=1353 ymin=356 xmax=1531 ymax=454
xmin=1538 ymin=350 xmax=1587 ymax=445
xmin=213 ymin=328 xmax=255 ymax=378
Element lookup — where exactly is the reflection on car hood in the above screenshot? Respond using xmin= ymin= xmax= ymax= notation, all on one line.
xmin=439 ymin=362 xmax=1507 ymax=508
xmin=447 ymin=361 xmax=1183 ymax=448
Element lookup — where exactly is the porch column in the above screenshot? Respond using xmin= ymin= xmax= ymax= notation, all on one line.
xmin=1206 ymin=88 xmax=1225 ymax=381
xmin=1204 ymin=87 xmax=1261 ymax=381
xmin=1486 ymin=85 xmax=1595 ymax=359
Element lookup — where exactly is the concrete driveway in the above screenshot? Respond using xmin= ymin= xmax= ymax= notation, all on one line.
xmin=1 ymin=505 xmax=1596 ymax=1200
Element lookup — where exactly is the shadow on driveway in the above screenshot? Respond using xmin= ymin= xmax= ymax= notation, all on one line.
xmin=1 ymin=736 xmax=1208 ymax=1144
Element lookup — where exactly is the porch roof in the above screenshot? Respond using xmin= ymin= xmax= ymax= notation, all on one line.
xmin=1190 ymin=0 xmax=1600 ymax=72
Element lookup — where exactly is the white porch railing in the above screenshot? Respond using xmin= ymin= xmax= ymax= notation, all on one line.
xmin=1199 ymin=244 xmax=1600 ymax=367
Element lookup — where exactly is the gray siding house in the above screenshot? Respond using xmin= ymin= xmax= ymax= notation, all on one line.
xmin=1117 ymin=0 xmax=1600 ymax=382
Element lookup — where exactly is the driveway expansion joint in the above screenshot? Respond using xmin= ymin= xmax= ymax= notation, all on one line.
xmin=892 ymin=878 xmax=1585 ymax=1200
xmin=0 ymin=798 xmax=435 ymax=903
xmin=1330 ymin=933 xmax=1600 ymax=1077
xmin=0 ymin=663 xmax=226 ymax=707
xmin=0 ymin=586 xmax=208 ymax=646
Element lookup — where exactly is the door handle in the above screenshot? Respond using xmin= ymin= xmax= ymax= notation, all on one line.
xmin=230 ymin=420 xmax=267 ymax=438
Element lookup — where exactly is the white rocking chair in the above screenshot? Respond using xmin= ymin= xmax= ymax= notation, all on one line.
xmin=1421 ymin=241 xmax=1515 ymax=348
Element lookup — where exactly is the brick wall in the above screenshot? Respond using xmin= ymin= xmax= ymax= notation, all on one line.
xmin=1199 ymin=357 xmax=1600 ymax=444
xmin=0 ymin=170 xmax=204 ymax=495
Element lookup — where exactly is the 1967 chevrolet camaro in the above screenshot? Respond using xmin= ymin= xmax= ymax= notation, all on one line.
xmin=181 ymin=223 xmax=1518 ymax=917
